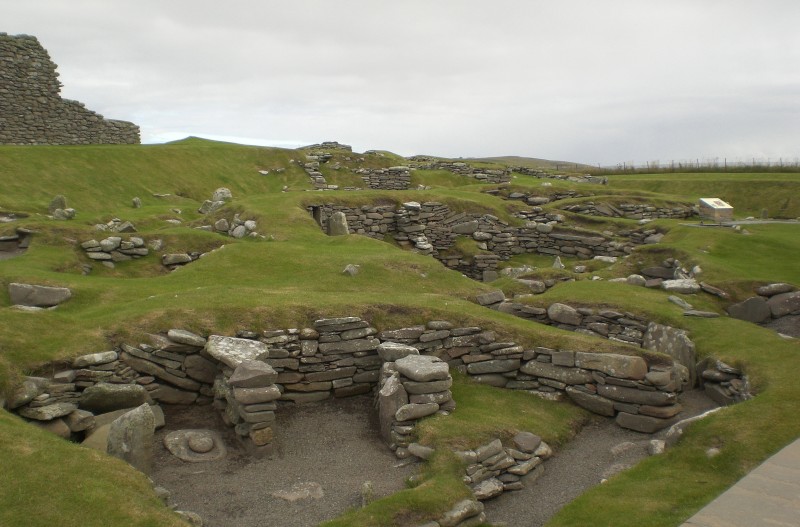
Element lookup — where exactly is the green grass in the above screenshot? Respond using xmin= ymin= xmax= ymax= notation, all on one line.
xmin=605 ymin=172 xmax=800 ymax=218
xmin=1 ymin=140 xmax=799 ymax=527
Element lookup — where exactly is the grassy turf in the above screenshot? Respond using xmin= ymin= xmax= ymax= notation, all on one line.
xmin=1 ymin=140 xmax=799 ymax=527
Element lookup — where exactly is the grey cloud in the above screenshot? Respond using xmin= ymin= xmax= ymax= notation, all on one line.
xmin=3 ymin=0 xmax=799 ymax=164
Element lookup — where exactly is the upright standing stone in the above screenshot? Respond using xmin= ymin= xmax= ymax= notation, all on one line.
xmin=327 ymin=211 xmax=350 ymax=236
xmin=107 ymin=403 xmax=155 ymax=474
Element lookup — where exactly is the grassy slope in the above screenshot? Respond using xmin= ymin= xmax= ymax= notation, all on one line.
xmin=0 ymin=141 xmax=799 ymax=527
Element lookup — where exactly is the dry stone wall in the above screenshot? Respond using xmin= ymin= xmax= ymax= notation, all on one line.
xmin=0 ymin=34 xmax=140 ymax=145
xmin=311 ymin=201 xmax=634 ymax=280
xmin=511 ymin=166 xmax=608 ymax=185
xmin=6 ymin=315 xmax=693 ymax=455
xmin=562 ymin=201 xmax=696 ymax=220
xmin=407 ymin=158 xmax=512 ymax=184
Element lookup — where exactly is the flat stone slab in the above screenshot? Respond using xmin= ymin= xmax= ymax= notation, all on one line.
xmin=271 ymin=481 xmax=324 ymax=502
xmin=204 ymin=335 xmax=268 ymax=368
xmin=164 ymin=429 xmax=227 ymax=462
xmin=395 ymin=354 xmax=450 ymax=382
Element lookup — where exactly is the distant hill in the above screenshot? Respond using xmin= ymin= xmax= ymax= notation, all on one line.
xmin=466 ymin=155 xmax=594 ymax=171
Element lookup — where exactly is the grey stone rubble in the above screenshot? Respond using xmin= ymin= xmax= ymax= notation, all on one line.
xmin=0 ymin=33 xmax=139 ymax=145
xmin=80 ymin=235 xmax=149 ymax=268
xmin=205 ymin=213 xmax=260 ymax=239
xmin=310 ymin=201 xmax=636 ymax=281
xmin=162 ymin=252 xmax=204 ymax=268
xmin=197 ymin=187 xmax=233 ymax=215
xmin=93 ymin=217 xmax=138 ymax=233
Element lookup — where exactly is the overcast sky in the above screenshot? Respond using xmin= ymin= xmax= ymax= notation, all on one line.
xmin=4 ymin=1 xmax=799 ymax=165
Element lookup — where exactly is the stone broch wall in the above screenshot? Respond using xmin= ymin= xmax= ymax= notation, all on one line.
xmin=0 ymin=34 xmax=140 ymax=145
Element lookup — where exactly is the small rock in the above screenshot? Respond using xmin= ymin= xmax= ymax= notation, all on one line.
xmin=552 ymin=256 xmax=565 ymax=270
xmin=343 ymin=264 xmax=360 ymax=276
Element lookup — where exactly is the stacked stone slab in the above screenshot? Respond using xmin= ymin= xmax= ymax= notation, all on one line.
xmin=81 ymin=236 xmax=148 ymax=265
xmin=0 ymin=34 xmax=140 ymax=145
xmin=698 ymin=359 xmax=752 ymax=405
xmin=455 ymin=433 xmax=551 ymax=501
xmin=562 ymin=201 xmax=696 ymax=220
xmin=359 ymin=167 xmax=412 ymax=190
xmin=377 ymin=342 xmax=455 ymax=457
xmin=120 ymin=330 xmax=215 ymax=405
xmin=206 ymin=336 xmax=279 ymax=456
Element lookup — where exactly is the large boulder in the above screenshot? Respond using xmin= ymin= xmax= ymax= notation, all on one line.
xmin=205 ymin=335 xmax=268 ymax=368
xmin=212 ymin=187 xmax=233 ymax=202
xmin=80 ymin=383 xmax=151 ymax=414
xmin=547 ymin=303 xmax=583 ymax=326
xmin=8 ymin=283 xmax=72 ymax=307
xmin=228 ymin=360 xmax=277 ymax=388
xmin=107 ymin=404 xmax=155 ymax=474
xmin=727 ymin=296 xmax=771 ymax=323
xmin=766 ymin=291 xmax=800 ymax=318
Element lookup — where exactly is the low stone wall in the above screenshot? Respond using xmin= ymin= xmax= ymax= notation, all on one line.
xmin=511 ymin=167 xmax=607 ymax=185
xmin=561 ymin=201 xmax=696 ymax=220
xmin=407 ymin=159 xmax=512 ymax=184
xmin=357 ymin=167 xmax=412 ymax=190
xmin=311 ymin=201 xmax=635 ymax=280
xmin=477 ymin=292 xmax=698 ymax=387
xmin=698 ymin=358 xmax=751 ymax=406
xmin=6 ymin=315 xmax=692 ymax=456
xmin=81 ymin=236 xmax=149 ymax=267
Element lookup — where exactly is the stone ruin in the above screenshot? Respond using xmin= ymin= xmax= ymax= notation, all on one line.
xmin=0 ymin=34 xmax=140 ymax=145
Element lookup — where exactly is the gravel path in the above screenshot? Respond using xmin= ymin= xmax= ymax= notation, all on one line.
xmin=151 ymin=395 xmax=415 ymax=527
xmin=483 ymin=389 xmax=719 ymax=527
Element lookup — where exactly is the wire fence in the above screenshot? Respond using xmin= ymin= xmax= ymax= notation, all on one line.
xmin=579 ymin=157 xmax=800 ymax=175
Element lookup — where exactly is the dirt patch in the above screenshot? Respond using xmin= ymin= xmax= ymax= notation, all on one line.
xmin=151 ymin=395 xmax=415 ymax=527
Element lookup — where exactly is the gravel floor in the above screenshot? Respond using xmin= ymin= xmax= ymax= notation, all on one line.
xmin=151 ymin=395 xmax=415 ymax=527
xmin=151 ymin=389 xmax=718 ymax=527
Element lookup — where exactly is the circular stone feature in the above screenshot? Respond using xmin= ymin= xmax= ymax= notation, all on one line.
xmin=164 ymin=429 xmax=226 ymax=462
xmin=188 ymin=435 xmax=214 ymax=454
